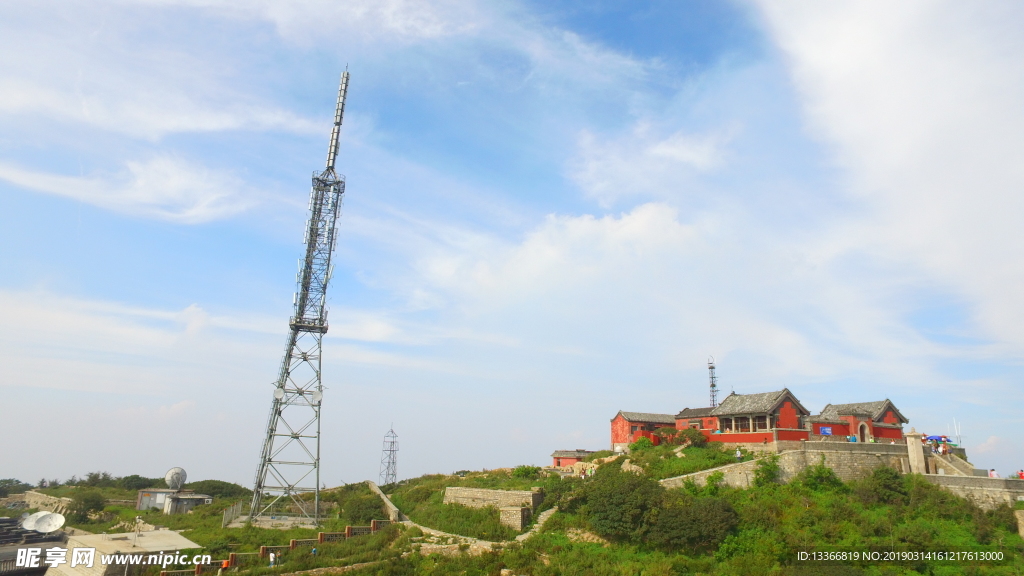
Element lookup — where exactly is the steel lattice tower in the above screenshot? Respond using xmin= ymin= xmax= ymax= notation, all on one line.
xmin=379 ymin=428 xmax=398 ymax=487
xmin=250 ymin=71 xmax=350 ymax=524
xmin=708 ymin=356 xmax=719 ymax=408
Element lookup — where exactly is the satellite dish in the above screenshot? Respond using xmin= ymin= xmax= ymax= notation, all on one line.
xmin=312 ymin=391 xmax=322 ymax=403
xmin=165 ymin=467 xmax=187 ymax=491
xmin=21 ymin=511 xmax=49 ymax=530
xmin=34 ymin=513 xmax=65 ymax=533
xmin=273 ymin=388 xmax=284 ymax=400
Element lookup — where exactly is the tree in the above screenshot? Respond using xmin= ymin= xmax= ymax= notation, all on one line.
xmin=82 ymin=472 xmax=116 ymax=488
xmin=583 ymin=465 xmax=664 ymax=543
xmin=183 ymin=480 xmax=251 ymax=499
xmin=117 ymin=475 xmax=162 ymax=491
xmin=0 ymin=479 xmax=32 ymax=498
xmin=676 ymin=427 xmax=708 ymax=448
xmin=69 ymin=491 xmax=106 ymax=521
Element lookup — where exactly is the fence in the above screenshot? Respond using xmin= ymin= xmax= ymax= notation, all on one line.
xmin=221 ymin=501 xmax=244 ymax=528
xmin=162 ymin=518 xmax=397 ymax=576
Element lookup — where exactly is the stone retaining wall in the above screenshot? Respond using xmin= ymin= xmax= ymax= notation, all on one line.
xmin=367 ymin=481 xmax=402 ymax=521
xmin=661 ymin=445 xmax=910 ymax=490
xmin=498 ymin=507 xmax=531 ymax=531
xmin=23 ymin=490 xmax=73 ymax=514
xmin=922 ymin=475 xmax=1024 ymax=510
xmin=443 ymin=487 xmax=543 ymax=510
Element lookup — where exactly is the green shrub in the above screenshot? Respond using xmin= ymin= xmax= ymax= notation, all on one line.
xmin=69 ymin=491 xmax=106 ymax=521
xmin=184 ymin=480 xmax=252 ymax=499
xmin=345 ymin=494 xmax=384 ymax=525
xmin=703 ymin=471 xmax=725 ymax=497
xmin=853 ymin=466 xmax=906 ymax=505
xmin=753 ymin=455 xmax=780 ymax=488
xmin=628 ymin=436 xmax=655 ymax=452
xmin=512 ymin=465 xmax=541 ymax=479
xmin=582 ymin=465 xmax=664 ymax=543
xmin=116 ymin=475 xmax=164 ymax=491
xmin=583 ymin=450 xmax=614 ymax=462
xmin=651 ymin=495 xmax=738 ymax=553
xmin=795 ymin=457 xmax=847 ymax=492
xmin=676 ymin=428 xmax=708 ymax=448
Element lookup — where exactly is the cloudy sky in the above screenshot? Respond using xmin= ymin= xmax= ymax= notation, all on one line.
xmin=2 ymin=0 xmax=1023 ymax=486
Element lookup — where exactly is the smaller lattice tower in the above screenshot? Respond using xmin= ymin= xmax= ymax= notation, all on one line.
xmin=708 ymin=356 xmax=719 ymax=408
xmin=379 ymin=427 xmax=398 ymax=487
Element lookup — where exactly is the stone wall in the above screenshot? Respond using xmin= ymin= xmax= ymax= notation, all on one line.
xmin=660 ymin=459 xmax=761 ymax=489
xmin=443 ymin=487 xmax=543 ymax=510
xmin=925 ymin=454 xmax=970 ymax=477
xmin=498 ymin=506 xmax=531 ymax=531
xmin=922 ymin=476 xmax=1024 ymax=510
xmin=661 ymin=444 xmax=910 ymax=490
xmin=23 ymin=490 xmax=73 ymax=514
xmin=367 ymin=481 xmax=402 ymax=521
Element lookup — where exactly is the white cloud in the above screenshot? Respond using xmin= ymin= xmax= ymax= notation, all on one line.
xmin=752 ymin=1 xmax=1024 ymax=352
xmin=570 ymin=124 xmax=734 ymax=206
xmin=120 ymin=0 xmax=486 ymax=44
xmin=972 ymin=435 xmax=1001 ymax=455
xmin=0 ymin=157 xmax=253 ymax=223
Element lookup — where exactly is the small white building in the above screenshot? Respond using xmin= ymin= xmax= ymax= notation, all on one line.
xmin=135 ymin=490 xmax=212 ymax=514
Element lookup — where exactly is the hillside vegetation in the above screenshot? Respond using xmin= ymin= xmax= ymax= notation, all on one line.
xmin=387 ymin=466 xmax=574 ymax=541
xmin=354 ymin=460 xmax=1024 ymax=575
xmin=4 ymin=459 xmax=1022 ymax=575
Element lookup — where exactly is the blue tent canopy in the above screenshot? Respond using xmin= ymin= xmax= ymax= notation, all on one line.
xmin=925 ymin=435 xmax=947 ymax=440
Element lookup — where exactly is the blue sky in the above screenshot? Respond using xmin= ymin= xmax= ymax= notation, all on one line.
xmin=2 ymin=1 xmax=1023 ymax=486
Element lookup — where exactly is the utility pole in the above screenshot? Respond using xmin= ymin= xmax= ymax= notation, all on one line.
xmin=251 ymin=71 xmax=350 ymax=524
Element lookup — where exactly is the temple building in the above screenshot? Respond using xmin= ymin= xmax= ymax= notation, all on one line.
xmin=609 ymin=411 xmax=677 ymax=452
xmin=807 ymin=400 xmax=909 ymax=442
xmin=607 ymin=390 xmax=908 ymax=449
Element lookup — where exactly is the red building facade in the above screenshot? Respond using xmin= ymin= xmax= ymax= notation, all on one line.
xmin=610 ymin=411 xmax=677 ymax=451
xmin=551 ymin=450 xmax=595 ymax=468
xmin=807 ymin=400 xmax=908 ymax=442
xmin=609 ymin=391 xmax=908 ymax=449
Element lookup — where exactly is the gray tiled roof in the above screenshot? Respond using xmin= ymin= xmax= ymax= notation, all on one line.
xmin=711 ymin=389 xmax=808 ymax=416
xmin=675 ymin=407 xmax=716 ymax=418
xmin=819 ymin=400 xmax=907 ymax=423
xmin=614 ymin=411 xmax=677 ymax=424
xmin=551 ymin=450 xmax=595 ymax=458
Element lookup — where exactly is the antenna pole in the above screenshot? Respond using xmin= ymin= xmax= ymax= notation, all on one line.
xmin=708 ymin=356 xmax=718 ymax=408
xmin=251 ymin=73 xmax=351 ymax=526
xmin=325 ymin=71 xmax=349 ymax=172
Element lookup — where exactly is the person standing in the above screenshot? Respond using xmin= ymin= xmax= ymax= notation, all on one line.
xmin=269 ymin=552 xmax=275 ymax=568
xmin=735 ymin=448 xmax=742 ymax=462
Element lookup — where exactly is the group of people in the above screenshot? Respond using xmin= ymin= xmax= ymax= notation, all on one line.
xmin=919 ymin=435 xmax=954 ymax=455
xmin=984 ymin=469 xmax=1024 ymax=479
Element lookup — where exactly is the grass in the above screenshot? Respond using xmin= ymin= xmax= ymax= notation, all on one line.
xmin=388 ymin=475 xmax=517 ymax=541
xmin=36 ymin=485 xmax=140 ymax=501
xmin=625 ymin=442 xmax=751 ymax=480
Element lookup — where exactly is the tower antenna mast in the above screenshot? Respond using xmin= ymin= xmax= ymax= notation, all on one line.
xmin=251 ymin=71 xmax=350 ymax=524
xmin=379 ymin=427 xmax=398 ymax=487
xmin=708 ymin=356 xmax=719 ymax=408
